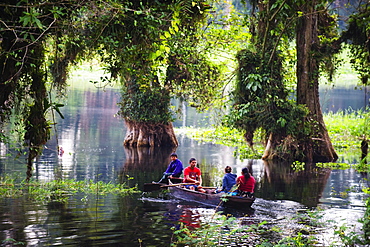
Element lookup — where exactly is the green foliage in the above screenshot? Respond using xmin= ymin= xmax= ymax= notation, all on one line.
xmin=224 ymin=96 xmax=309 ymax=139
xmin=223 ymin=6 xmax=310 ymax=153
xmin=362 ymin=191 xmax=370 ymax=244
xmin=2 ymin=238 xmax=25 ymax=246
xmin=176 ymin=126 xmax=264 ymax=159
xmin=316 ymin=162 xmax=351 ymax=170
xmin=223 ymin=0 xmax=344 ymax=161
xmin=0 ymin=175 xmax=138 ymax=204
xmin=341 ymin=3 xmax=370 ymax=85
xmin=177 ymin=107 xmax=369 ymax=163
xmin=118 ymin=83 xmax=173 ymax=123
xmin=171 ymin=211 xmax=320 ymax=246
xmin=324 ymin=109 xmax=369 ymax=154
xmin=171 ymin=213 xmax=248 ymax=246
xmin=0 ymin=0 xmax=85 ymax=162
xmin=86 ymin=0 xmax=225 ymax=123
xmin=331 ymin=189 xmax=370 ymax=246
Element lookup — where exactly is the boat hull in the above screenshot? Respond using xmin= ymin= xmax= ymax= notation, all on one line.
xmin=169 ymin=186 xmax=255 ymax=209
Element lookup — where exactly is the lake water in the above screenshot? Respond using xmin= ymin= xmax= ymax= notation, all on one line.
xmin=0 ymin=83 xmax=369 ymax=246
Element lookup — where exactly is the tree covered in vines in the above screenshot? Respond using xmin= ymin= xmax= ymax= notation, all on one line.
xmin=90 ymin=0 xmax=225 ymax=147
xmin=224 ymin=0 xmax=342 ymax=162
xmin=82 ymin=1 xmax=224 ymax=147
xmin=0 ymin=0 xmax=89 ymax=178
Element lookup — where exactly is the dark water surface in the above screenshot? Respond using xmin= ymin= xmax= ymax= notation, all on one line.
xmin=0 ymin=84 xmax=369 ymax=246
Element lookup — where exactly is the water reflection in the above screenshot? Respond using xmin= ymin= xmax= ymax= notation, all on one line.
xmin=178 ymin=208 xmax=201 ymax=229
xmin=120 ymin=146 xmax=175 ymax=190
xmin=258 ymin=160 xmax=331 ymax=207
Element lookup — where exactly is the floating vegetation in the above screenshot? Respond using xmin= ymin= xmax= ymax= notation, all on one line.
xmin=0 ymin=175 xmax=139 ymax=203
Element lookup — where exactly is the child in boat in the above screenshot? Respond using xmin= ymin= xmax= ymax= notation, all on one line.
xmin=183 ymin=158 xmax=206 ymax=193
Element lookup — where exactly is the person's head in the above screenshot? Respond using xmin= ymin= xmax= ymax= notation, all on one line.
xmin=170 ymin=153 xmax=178 ymax=161
xmin=189 ymin=158 xmax=197 ymax=168
xmin=225 ymin=166 xmax=232 ymax=173
xmin=242 ymin=167 xmax=251 ymax=179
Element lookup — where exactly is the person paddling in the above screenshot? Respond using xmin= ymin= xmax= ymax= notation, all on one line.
xmin=183 ymin=158 xmax=206 ymax=193
xmin=156 ymin=153 xmax=183 ymax=184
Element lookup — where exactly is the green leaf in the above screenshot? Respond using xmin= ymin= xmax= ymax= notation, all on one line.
xmin=34 ymin=18 xmax=43 ymax=29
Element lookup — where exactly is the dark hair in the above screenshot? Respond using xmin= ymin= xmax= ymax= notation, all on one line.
xmin=189 ymin=157 xmax=197 ymax=163
xmin=225 ymin=166 xmax=232 ymax=173
xmin=170 ymin=153 xmax=178 ymax=157
xmin=242 ymin=167 xmax=250 ymax=180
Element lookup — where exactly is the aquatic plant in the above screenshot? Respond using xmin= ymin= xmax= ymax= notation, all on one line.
xmin=0 ymin=176 xmax=138 ymax=204
xmin=171 ymin=211 xmax=320 ymax=246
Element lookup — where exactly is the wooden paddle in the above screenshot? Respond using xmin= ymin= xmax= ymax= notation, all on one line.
xmin=143 ymin=182 xmax=194 ymax=192
xmin=160 ymin=183 xmax=195 ymax=188
xmin=143 ymin=182 xmax=216 ymax=192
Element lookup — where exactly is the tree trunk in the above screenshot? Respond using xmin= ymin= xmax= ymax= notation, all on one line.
xmin=123 ymin=120 xmax=178 ymax=147
xmin=296 ymin=1 xmax=338 ymax=162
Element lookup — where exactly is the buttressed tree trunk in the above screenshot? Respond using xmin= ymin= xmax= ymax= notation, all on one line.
xmin=119 ymin=72 xmax=179 ymax=147
xmin=296 ymin=1 xmax=338 ymax=162
xmin=123 ymin=121 xmax=178 ymax=147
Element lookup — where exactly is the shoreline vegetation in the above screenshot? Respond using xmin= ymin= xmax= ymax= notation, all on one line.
xmin=175 ymin=109 xmax=369 ymax=168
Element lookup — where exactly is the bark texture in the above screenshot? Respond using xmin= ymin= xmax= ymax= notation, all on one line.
xmin=123 ymin=121 xmax=178 ymax=147
xmin=296 ymin=1 xmax=338 ymax=162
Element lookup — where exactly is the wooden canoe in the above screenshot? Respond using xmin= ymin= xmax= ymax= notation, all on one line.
xmin=168 ymin=185 xmax=255 ymax=209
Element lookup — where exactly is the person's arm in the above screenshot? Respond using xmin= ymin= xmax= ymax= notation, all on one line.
xmin=185 ymin=174 xmax=200 ymax=184
xmin=221 ymin=176 xmax=227 ymax=191
xmin=164 ymin=162 xmax=172 ymax=174
xmin=236 ymin=176 xmax=242 ymax=189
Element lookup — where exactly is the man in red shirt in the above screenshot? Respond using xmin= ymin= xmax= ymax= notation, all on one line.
xmin=183 ymin=158 xmax=206 ymax=193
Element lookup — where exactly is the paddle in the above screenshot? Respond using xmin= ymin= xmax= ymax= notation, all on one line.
xmin=143 ymin=182 xmax=195 ymax=192
xmin=160 ymin=183 xmax=196 ymax=188
xmin=143 ymin=182 xmax=216 ymax=192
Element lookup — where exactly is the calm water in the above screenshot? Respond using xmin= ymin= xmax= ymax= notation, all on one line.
xmin=0 ymin=84 xmax=369 ymax=246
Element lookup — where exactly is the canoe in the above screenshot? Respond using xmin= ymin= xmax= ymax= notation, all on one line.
xmin=168 ymin=185 xmax=255 ymax=209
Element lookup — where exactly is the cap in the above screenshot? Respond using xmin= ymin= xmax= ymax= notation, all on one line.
xmin=170 ymin=153 xmax=178 ymax=157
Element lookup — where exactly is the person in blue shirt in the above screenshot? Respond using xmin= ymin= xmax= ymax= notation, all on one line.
xmin=157 ymin=153 xmax=183 ymax=184
xmin=215 ymin=166 xmax=237 ymax=193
